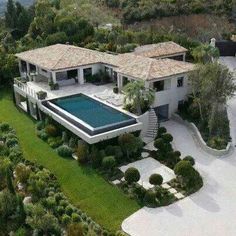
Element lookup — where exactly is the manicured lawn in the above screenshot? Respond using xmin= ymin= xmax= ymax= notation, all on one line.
xmin=0 ymin=88 xmax=140 ymax=231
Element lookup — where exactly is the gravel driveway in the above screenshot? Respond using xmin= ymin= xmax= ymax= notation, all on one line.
xmin=122 ymin=96 xmax=236 ymax=236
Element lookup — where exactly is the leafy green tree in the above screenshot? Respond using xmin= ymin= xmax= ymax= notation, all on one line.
xmin=189 ymin=62 xmax=236 ymax=133
xmin=5 ymin=0 xmax=17 ymax=28
xmin=118 ymin=133 xmax=143 ymax=159
xmin=124 ymin=80 xmax=154 ymax=115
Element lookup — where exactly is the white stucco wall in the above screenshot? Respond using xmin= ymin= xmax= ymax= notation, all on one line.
xmin=152 ymin=74 xmax=190 ymax=117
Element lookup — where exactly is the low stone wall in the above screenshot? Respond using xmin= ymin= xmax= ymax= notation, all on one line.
xmin=172 ymin=113 xmax=233 ymax=156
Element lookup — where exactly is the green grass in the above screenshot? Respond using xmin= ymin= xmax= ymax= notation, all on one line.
xmin=0 ymin=88 xmax=140 ymax=231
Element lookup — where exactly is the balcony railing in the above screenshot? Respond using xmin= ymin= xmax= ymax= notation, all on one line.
xmin=14 ymin=77 xmax=37 ymax=99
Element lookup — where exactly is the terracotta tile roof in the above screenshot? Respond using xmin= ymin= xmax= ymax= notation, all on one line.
xmin=133 ymin=41 xmax=188 ymax=58
xmin=116 ymin=54 xmax=195 ymax=81
xmin=15 ymin=44 xmax=119 ymax=71
xmin=15 ymin=44 xmax=194 ymax=81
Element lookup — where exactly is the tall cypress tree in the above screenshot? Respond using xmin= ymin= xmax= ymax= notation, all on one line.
xmin=6 ymin=168 xmax=15 ymax=195
xmin=5 ymin=0 xmax=17 ymax=28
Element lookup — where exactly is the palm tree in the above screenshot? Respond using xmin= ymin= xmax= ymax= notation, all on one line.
xmin=124 ymin=80 xmax=155 ymax=115
xmin=192 ymin=44 xmax=220 ymax=64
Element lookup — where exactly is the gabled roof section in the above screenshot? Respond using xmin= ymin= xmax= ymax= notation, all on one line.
xmin=133 ymin=41 xmax=188 ymax=58
xmin=15 ymin=44 xmax=119 ymax=71
xmin=116 ymin=54 xmax=195 ymax=81
xmin=15 ymin=44 xmax=194 ymax=81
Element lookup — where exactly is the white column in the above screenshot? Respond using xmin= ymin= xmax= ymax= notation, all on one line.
xmin=144 ymin=81 xmax=149 ymax=89
xmin=78 ymin=68 xmax=85 ymax=85
xmin=26 ymin=62 xmax=30 ymax=75
xmin=52 ymin=71 xmax=57 ymax=84
xmin=117 ymin=74 xmax=123 ymax=92
xmin=18 ymin=60 xmax=22 ymax=75
xmin=183 ymin=53 xmax=186 ymax=62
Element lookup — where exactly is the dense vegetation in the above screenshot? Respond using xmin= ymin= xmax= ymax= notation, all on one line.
xmin=102 ymin=0 xmax=234 ymax=24
xmin=0 ymin=122 xmax=128 ymax=235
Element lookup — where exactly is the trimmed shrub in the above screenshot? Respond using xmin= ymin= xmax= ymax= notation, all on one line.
xmin=45 ymin=124 xmax=58 ymax=137
xmin=149 ymin=174 xmax=163 ymax=186
xmin=62 ymin=214 xmax=71 ymax=226
xmin=105 ymin=145 xmax=123 ymax=161
xmin=77 ymin=143 xmax=89 ymax=164
xmin=0 ymin=123 xmax=10 ymax=132
xmin=162 ymin=133 xmax=173 ymax=143
xmin=144 ymin=190 xmax=156 ymax=207
xmin=156 ymin=126 xmax=167 ymax=138
xmin=6 ymin=138 xmax=18 ymax=147
xmin=71 ymin=213 xmax=81 ymax=222
xmin=124 ymin=167 xmax=140 ymax=184
xmin=102 ymin=156 xmax=116 ymax=170
xmin=48 ymin=137 xmax=63 ymax=149
xmin=38 ymin=130 xmax=49 ymax=141
xmin=183 ymin=156 xmax=195 ymax=166
xmin=65 ymin=205 xmax=73 ymax=216
xmin=174 ymin=160 xmax=193 ymax=177
xmin=90 ymin=147 xmax=104 ymax=168
xmin=36 ymin=121 xmax=45 ymax=131
xmin=57 ymin=145 xmax=73 ymax=158
xmin=154 ymin=138 xmax=165 ymax=150
xmin=15 ymin=163 xmax=31 ymax=184
xmin=56 ymin=206 xmax=65 ymax=215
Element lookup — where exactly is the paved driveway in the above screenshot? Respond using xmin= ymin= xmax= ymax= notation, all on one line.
xmin=122 ymin=96 xmax=236 ymax=236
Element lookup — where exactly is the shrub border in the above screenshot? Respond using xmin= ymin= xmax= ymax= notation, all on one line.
xmin=172 ymin=114 xmax=233 ymax=156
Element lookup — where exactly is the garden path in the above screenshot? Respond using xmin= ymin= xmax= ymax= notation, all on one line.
xmin=122 ymin=95 xmax=236 ymax=236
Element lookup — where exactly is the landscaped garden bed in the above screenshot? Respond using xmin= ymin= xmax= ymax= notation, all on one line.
xmin=35 ymin=114 xmax=203 ymax=209
xmin=0 ymin=122 xmax=128 ymax=235
xmin=178 ymin=97 xmax=231 ymax=150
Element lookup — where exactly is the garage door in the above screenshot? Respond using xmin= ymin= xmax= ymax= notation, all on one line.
xmin=154 ymin=104 xmax=169 ymax=121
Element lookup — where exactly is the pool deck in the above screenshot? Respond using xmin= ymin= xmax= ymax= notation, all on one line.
xmin=27 ymin=81 xmax=115 ymax=100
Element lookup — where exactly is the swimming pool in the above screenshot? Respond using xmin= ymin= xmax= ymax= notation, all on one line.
xmin=43 ymin=94 xmax=137 ymax=135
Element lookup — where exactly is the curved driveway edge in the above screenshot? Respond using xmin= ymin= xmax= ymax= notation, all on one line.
xmin=122 ymin=96 xmax=236 ymax=236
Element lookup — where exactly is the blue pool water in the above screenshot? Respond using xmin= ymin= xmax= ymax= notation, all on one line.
xmin=51 ymin=94 xmax=135 ymax=129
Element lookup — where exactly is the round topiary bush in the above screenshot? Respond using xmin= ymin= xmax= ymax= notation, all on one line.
xmin=144 ymin=190 xmax=157 ymax=207
xmin=0 ymin=123 xmax=10 ymax=132
xmin=174 ymin=151 xmax=181 ymax=158
xmin=154 ymin=138 xmax=165 ymax=149
xmin=6 ymin=138 xmax=18 ymax=147
xmin=57 ymin=145 xmax=73 ymax=158
xmin=162 ymin=133 xmax=173 ymax=143
xmin=183 ymin=156 xmax=195 ymax=166
xmin=149 ymin=173 xmax=163 ymax=186
xmin=62 ymin=214 xmax=71 ymax=226
xmin=65 ymin=205 xmax=73 ymax=216
xmin=71 ymin=213 xmax=81 ymax=222
xmin=158 ymin=127 xmax=167 ymax=136
xmin=45 ymin=124 xmax=58 ymax=137
xmin=102 ymin=156 xmax=116 ymax=170
xmin=174 ymin=160 xmax=193 ymax=177
xmin=124 ymin=167 xmax=140 ymax=184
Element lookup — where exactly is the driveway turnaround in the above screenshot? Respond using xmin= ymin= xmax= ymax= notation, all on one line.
xmin=122 ymin=96 xmax=236 ymax=236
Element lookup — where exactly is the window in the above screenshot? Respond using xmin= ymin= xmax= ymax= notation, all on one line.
xmin=83 ymin=68 xmax=92 ymax=81
xmin=153 ymin=80 xmax=164 ymax=92
xmin=177 ymin=77 xmax=184 ymax=87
